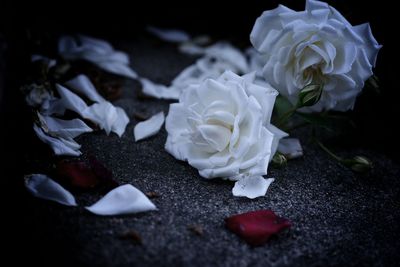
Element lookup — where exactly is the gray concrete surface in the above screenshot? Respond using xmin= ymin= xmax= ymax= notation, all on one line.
xmin=8 ymin=37 xmax=400 ymax=267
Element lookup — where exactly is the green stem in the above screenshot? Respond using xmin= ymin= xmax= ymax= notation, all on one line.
xmin=314 ymin=139 xmax=343 ymax=162
xmin=283 ymin=121 xmax=309 ymax=132
xmin=276 ymin=106 xmax=298 ymax=128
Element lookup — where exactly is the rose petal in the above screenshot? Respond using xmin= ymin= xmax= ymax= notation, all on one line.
xmin=96 ymin=61 xmax=138 ymax=79
xmin=33 ymin=124 xmax=82 ymax=156
xmin=38 ymin=113 xmax=92 ymax=139
xmin=58 ymin=35 xmax=138 ymax=79
xmin=88 ymin=156 xmax=119 ymax=191
xmin=204 ymin=42 xmax=249 ymax=74
xmin=85 ymin=184 xmax=157 ymax=216
xmin=55 ymin=84 xmax=89 ymax=116
xmin=111 ymin=107 xmax=130 ymax=137
xmin=25 ymin=174 xmax=77 ymax=206
xmin=147 ymin=26 xmax=190 ymax=43
xmin=232 ymin=176 xmax=275 ymax=199
xmin=65 ymin=74 xmax=105 ymax=103
xmin=134 ymin=112 xmax=165 ymax=142
xmin=277 ymin=138 xmax=303 ymax=159
xmin=139 ymin=78 xmax=180 ymax=99
xmin=225 ymin=210 xmax=291 ymax=246
xmin=57 ymin=161 xmax=99 ymax=188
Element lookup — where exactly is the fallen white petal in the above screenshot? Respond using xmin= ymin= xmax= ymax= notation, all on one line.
xmin=140 ymin=78 xmax=180 ymax=99
xmin=111 ymin=107 xmax=130 ymax=137
xmin=232 ymin=176 xmax=275 ymax=199
xmin=134 ymin=112 xmax=165 ymax=141
xmin=55 ymin=83 xmax=129 ymax=137
xmin=38 ymin=113 xmax=92 ymax=139
xmin=86 ymin=184 xmax=157 ymax=216
xmin=56 ymin=84 xmax=89 ymax=116
xmin=278 ymin=138 xmax=303 ymax=159
xmin=58 ymin=35 xmax=138 ymax=79
xmin=82 ymin=102 xmax=118 ymax=135
xmin=204 ymin=42 xmax=249 ymax=73
xmin=147 ymin=26 xmax=190 ymax=43
xmin=25 ymin=174 xmax=77 ymax=206
xmin=96 ymin=61 xmax=138 ymax=79
xmin=33 ymin=124 xmax=81 ymax=156
xmin=178 ymin=42 xmax=206 ymax=55
xmin=65 ymin=74 xmax=105 ymax=103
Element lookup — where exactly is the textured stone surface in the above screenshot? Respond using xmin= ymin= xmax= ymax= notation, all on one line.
xmin=3 ymin=37 xmax=400 ymax=267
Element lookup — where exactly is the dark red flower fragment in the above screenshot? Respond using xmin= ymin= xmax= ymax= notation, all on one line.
xmin=225 ymin=210 xmax=291 ymax=246
xmin=56 ymin=157 xmax=119 ymax=191
xmin=57 ymin=161 xmax=98 ymax=188
xmin=89 ymin=156 xmax=119 ymax=191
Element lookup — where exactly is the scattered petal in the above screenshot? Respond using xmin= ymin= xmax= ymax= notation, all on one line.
xmin=82 ymin=102 xmax=129 ymax=136
xmin=134 ymin=112 xmax=165 ymax=142
xmin=85 ymin=184 xmax=157 ymax=216
xmin=57 ymin=161 xmax=99 ymax=188
xmin=179 ymin=42 xmax=206 ymax=55
xmin=88 ymin=156 xmax=119 ymax=191
xmin=55 ymin=84 xmax=89 ymax=116
xmin=33 ymin=124 xmax=82 ymax=156
xmin=55 ymin=84 xmax=129 ymax=137
xmin=147 ymin=26 xmax=190 ymax=43
xmin=58 ymin=35 xmax=138 ymax=79
xmin=111 ymin=107 xmax=130 ymax=137
xmin=96 ymin=60 xmax=138 ymax=79
xmin=232 ymin=176 xmax=274 ymax=199
xmin=277 ymin=138 xmax=303 ymax=159
xmin=225 ymin=210 xmax=291 ymax=246
xmin=25 ymin=174 xmax=77 ymax=206
xmin=204 ymin=42 xmax=249 ymax=73
xmin=139 ymin=78 xmax=180 ymax=99
xmin=65 ymin=74 xmax=106 ymax=103
xmin=38 ymin=113 xmax=92 ymax=139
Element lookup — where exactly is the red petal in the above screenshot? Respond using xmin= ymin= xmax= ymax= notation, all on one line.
xmin=57 ymin=161 xmax=99 ymax=188
xmin=225 ymin=210 xmax=291 ymax=246
xmin=88 ymin=156 xmax=119 ymax=191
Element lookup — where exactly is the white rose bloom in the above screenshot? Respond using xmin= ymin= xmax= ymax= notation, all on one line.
xmin=165 ymin=70 xmax=287 ymax=180
xmin=250 ymin=0 xmax=381 ymax=112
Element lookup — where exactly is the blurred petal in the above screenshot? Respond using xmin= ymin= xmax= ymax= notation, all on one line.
xmin=38 ymin=113 xmax=92 ymax=139
xmin=86 ymin=184 xmax=157 ymax=216
xmin=140 ymin=78 xmax=180 ymax=99
xmin=147 ymin=26 xmax=190 ymax=43
xmin=278 ymin=138 xmax=303 ymax=159
xmin=96 ymin=61 xmax=138 ymax=79
xmin=65 ymin=74 xmax=105 ymax=103
xmin=56 ymin=84 xmax=88 ymax=116
xmin=111 ymin=107 xmax=130 ymax=137
xmin=134 ymin=112 xmax=165 ymax=141
xmin=33 ymin=124 xmax=81 ymax=156
xmin=25 ymin=174 xmax=77 ymax=206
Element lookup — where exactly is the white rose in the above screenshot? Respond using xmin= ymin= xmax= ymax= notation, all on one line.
xmin=165 ymin=70 xmax=287 ymax=180
xmin=250 ymin=0 xmax=381 ymax=112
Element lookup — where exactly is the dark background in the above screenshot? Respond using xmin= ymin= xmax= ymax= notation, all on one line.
xmin=1 ymin=0 xmax=396 ymax=154
xmin=0 ymin=0 xmax=397 ymax=266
